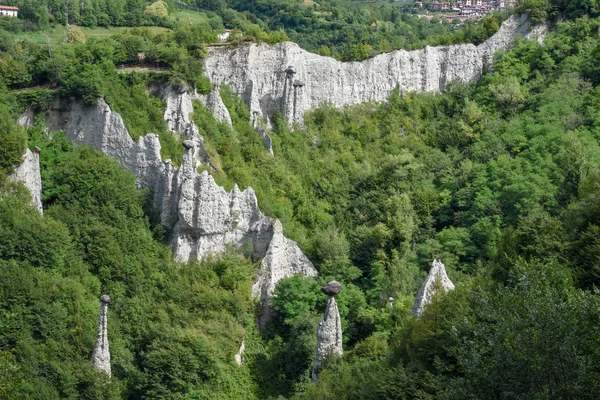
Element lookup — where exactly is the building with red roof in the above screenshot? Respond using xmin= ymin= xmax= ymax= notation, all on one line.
xmin=0 ymin=5 xmax=18 ymax=17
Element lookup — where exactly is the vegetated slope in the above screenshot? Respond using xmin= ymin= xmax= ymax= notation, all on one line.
xmin=194 ymin=14 xmax=600 ymax=398
xmin=2 ymin=8 xmax=600 ymax=400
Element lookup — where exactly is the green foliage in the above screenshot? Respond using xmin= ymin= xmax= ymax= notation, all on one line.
xmin=0 ymin=102 xmax=26 ymax=173
xmin=447 ymin=262 xmax=600 ymax=398
xmin=65 ymin=27 xmax=86 ymax=44
xmin=61 ymin=64 xmax=106 ymax=104
xmin=3 ymin=3 xmax=600 ymax=400
xmin=228 ymin=1 xmax=508 ymax=60
xmin=0 ymin=133 xmax=259 ymax=398
xmin=145 ymin=1 xmax=169 ymax=18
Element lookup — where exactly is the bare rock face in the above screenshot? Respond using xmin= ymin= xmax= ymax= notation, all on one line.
xmin=47 ymin=97 xmax=168 ymax=207
xmin=254 ymin=219 xmax=318 ymax=328
xmin=45 ymin=97 xmax=317 ymax=318
xmin=163 ymin=85 xmax=232 ymax=130
xmin=163 ymin=86 xmax=196 ymax=134
xmin=234 ymin=339 xmax=245 ymax=365
xmin=162 ymin=86 xmax=230 ymax=166
xmin=171 ymin=151 xmax=275 ymax=262
xmin=204 ymin=15 xmax=546 ymax=125
xmin=199 ymin=86 xmax=233 ymax=127
xmin=9 ymin=147 xmax=43 ymax=214
xmin=411 ymin=259 xmax=455 ymax=316
xmin=313 ymin=282 xmax=343 ymax=381
xmin=91 ymin=295 xmax=111 ymax=377
xmin=18 ymin=106 xmax=35 ymax=128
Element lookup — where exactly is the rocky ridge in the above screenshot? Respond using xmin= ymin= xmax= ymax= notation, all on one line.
xmin=204 ymin=14 xmax=546 ymax=125
xmin=42 ymin=95 xmax=317 ymax=312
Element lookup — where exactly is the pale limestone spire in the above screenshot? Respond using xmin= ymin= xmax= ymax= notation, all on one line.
xmin=8 ymin=147 xmax=43 ymax=214
xmin=411 ymin=259 xmax=455 ymax=316
xmin=312 ymin=281 xmax=343 ymax=381
xmin=91 ymin=295 xmax=111 ymax=377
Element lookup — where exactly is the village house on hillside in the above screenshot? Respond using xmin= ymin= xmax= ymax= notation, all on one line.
xmin=0 ymin=5 xmax=18 ymax=17
xmin=419 ymin=0 xmax=517 ymax=19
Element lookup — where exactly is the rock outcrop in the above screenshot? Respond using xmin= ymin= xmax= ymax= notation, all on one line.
xmin=204 ymin=15 xmax=546 ymax=125
xmin=234 ymin=340 xmax=245 ymax=365
xmin=411 ymin=259 xmax=455 ymax=316
xmin=91 ymin=295 xmax=111 ymax=377
xmin=163 ymin=85 xmax=232 ymax=131
xmin=171 ymin=151 xmax=274 ymax=261
xmin=162 ymin=85 xmax=232 ymax=165
xmin=313 ymin=281 xmax=343 ymax=381
xmin=254 ymin=219 xmax=317 ymax=327
xmin=45 ymin=97 xmax=317 ymax=314
xmin=18 ymin=106 xmax=35 ymax=128
xmin=9 ymin=147 xmax=43 ymax=214
xmin=199 ymin=86 xmax=233 ymax=127
xmin=47 ymin=97 xmax=167 ymax=203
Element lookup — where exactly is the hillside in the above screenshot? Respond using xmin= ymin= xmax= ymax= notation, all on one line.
xmin=2 ymin=0 xmax=600 ymax=399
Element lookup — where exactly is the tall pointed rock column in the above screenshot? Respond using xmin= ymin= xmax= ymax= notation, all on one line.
xmin=411 ymin=259 xmax=455 ymax=316
xmin=91 ymin=295 xmax=111 ymax=377
xmin=312 ymin=281 xmax=343 ymax=381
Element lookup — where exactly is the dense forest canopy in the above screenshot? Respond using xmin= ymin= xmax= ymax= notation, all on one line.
xmin=1 ymin=0 xmax=600 ymax=399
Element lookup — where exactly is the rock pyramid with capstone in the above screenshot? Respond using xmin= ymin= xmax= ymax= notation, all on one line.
xmin=312 ymin=281 xmax=343 ymax=381
xmin=91 ymin=295 xmax=111 ymax=377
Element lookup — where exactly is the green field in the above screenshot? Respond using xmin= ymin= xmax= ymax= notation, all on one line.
xmin=11 ymin=25 xmax=170 ymax=46
xmin=168 ymin=9 xmax=212 ymax=26
xmin=10 ymin=9 xmax=211 ymax=46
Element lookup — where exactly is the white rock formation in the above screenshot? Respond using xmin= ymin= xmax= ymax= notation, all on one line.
xmin=312 ymin=282 xmax=343 ymax=381
xmin=45 ymin=97 xmax=317 ymax=311
xmin=91 ymin=295 xmax=111 ymax=377
xmin=9 ymin=147 xmax=43 ymax=214
xmin=163 ymin=85 xmax=232 ymax=130
xmin=411 ymin=259 xmax=455 ymax=316
xmin=198 ymin=86 xmax=233 ymax=127
xmin=234 ymin=339 xmax=245 ymax=365
xmin=253 ymin=219 xmax=317 ymax=327
xmin=171 ymin=151 xmax=274 ymax=261
xmin=18 ymin=106 xmax=35 ymax=128
xmin=47 ymin=97 xmax=167 ymax=196
xmin=162 ymin=84 xmax=276 ymax=154
xmin=162 ymin=85 xmax=232 ymax=165
xmin=204 ymin=15 xmax=546 ymax=125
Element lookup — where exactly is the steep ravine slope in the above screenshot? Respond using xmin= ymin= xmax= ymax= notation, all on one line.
xmin=41 ymin=95 xmax=317 ymax=315
xmin=204 ymin=14 xmax=546 ymax=125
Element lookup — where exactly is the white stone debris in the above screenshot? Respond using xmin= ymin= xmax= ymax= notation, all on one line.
xmin=411 ymin=259 xmax=455 ymax=316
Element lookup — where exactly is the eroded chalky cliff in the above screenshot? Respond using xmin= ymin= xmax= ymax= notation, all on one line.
xmin=9 ymin=147 xmax=43 ymax=214
xmin=42 ymin=95 xmax=317 ymax=314
xmin=204 ymin=15 xmax=546 ymax=125
xmin=411 ymin=259 xmax=455 ymax=316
